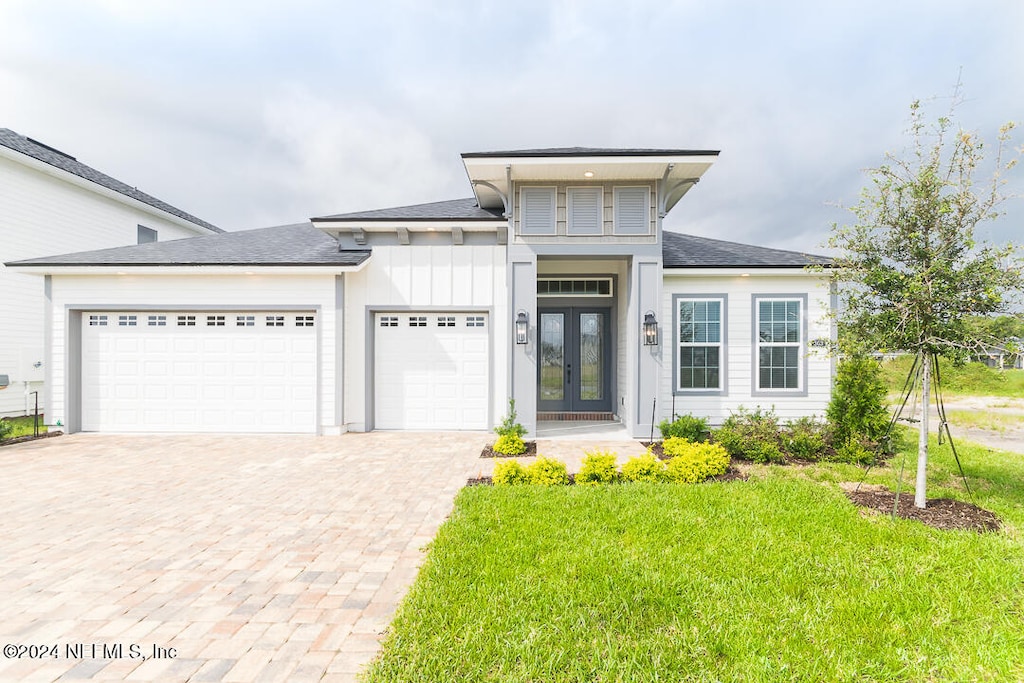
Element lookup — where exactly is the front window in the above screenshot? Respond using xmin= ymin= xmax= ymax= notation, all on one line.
xmin=756 ymin=298 xmax=802 ymax=391
xmin=676 ymin=297 xmax=723 ymax=391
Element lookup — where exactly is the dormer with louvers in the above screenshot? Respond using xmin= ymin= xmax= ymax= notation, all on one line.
xmin=461 ymin=148 xmax=719 ymax=245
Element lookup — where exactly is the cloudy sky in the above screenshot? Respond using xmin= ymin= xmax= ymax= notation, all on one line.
xmin=2 ymin=0 xmax=1021 ymax=251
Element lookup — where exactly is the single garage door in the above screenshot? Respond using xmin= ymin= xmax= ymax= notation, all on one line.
xmin=375 ymin=312 xmax=489 ymax=430
xmin=81 ymin=311 xmax=317 ymax=433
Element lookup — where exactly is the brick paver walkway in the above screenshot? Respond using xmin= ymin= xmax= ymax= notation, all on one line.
xmin=0 ymin=432 xmax=488 ymax=682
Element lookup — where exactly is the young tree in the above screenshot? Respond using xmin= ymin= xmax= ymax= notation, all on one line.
xmin=828 ymin=90 xmax=1022 ymax=508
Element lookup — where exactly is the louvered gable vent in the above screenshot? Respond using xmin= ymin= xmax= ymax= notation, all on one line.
xmin=567 ymin=187 xmax=602 ymax=235
xmin=521 ymin=187 xmax=556 ymax=235
xmin=614 ymin=187 xmax=650 ymax=235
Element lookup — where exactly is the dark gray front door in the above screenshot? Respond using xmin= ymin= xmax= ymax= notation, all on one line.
xmin=538 ymin=307 xmax=612 ymax=412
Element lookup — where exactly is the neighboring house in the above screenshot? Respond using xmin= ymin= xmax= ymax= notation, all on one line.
xmin=8 ymin=147 xmax=833 ymax=437
xmin=0 ymin=129 xmax=222 ymax=417
xmin=975 ymin=341 xmax=1023 ymax=370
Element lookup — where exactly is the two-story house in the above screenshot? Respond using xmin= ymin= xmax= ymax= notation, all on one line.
xmin=8 ymin=147 xmax=832 ymax=437
xmin=0 ymin=129 xmax=221 ymax=417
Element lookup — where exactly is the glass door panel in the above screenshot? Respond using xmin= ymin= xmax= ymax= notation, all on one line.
xmin=579 ymin=313 xmax=603 ymax=401
xmin=539 ymin=313 xmax=565 ymax=403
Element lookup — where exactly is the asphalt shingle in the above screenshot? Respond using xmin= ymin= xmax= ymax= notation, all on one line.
xmin=6 ymin=223 xmax=369 ymax=267
xmin=313 ymin=198 xmax=504 ymax=222
xmin=0 ymin=128 xmax=222 ymax=233
xmin=662 ymin=230 xmax=832 ymax=268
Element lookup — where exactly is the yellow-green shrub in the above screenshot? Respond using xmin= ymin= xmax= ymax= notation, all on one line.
xmin=577 ymin=451 xmax=619 ymax=485
xmin=621 ymin=452 xmax=666 ymax=483
xmin=664 ymin=438 xmax=730 ymax=483
xmin=527 ymin=456 xmax=569 ymax=486
xmin=492 ymin=460 xmax=530 ymax=485
xmin=493 ymin=433 xmax=526 ymax=456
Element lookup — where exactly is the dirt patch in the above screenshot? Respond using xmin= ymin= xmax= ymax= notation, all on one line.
xmin=480 ymin=441 xmax=538 ymax=458
xmin=843 ymin=484 xmax=1000 ymax=532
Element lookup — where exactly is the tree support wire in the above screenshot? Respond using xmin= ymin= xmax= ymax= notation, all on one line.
xmin=856 ymin=351 xmax=975 ymax=517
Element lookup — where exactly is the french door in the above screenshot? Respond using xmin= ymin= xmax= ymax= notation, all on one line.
xmin=537 ymin=307 xmax=612 ymax=413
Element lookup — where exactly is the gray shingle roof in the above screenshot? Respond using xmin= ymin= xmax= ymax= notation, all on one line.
xmin=6 ymin=223 xmax=369 ymax=268
xmin=462 ymin=147 xmax=720 ymax=158
xmin=662 ymin=230 xmax=833 ymax=268
xmin=313 ymin=197 xmax=504 ymax=222
xmin=0 ymin=128 xmax=222 ymax=233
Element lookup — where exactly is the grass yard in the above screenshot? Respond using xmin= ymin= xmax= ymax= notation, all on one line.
xmin=0 ymin=415 xmax=47 ymax=440
xmin=881 ymin=356 xmax=1024 ymax=398
xmin=364 ymin=433 xmax=1024 ymax=682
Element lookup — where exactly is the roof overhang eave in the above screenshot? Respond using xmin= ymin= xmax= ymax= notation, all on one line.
xmin=662 ymin=265 xmax=833 ymax=276
xmin=5 ymin=262 xmax=371 ymax=276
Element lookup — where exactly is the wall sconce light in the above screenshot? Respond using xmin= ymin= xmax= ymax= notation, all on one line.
xmin=643 ymin=311 xmax=659 ymax=346
xmin=515 ymin=310 xmax=529 ymax=344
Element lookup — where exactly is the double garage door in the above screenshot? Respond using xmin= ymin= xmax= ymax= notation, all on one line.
xmin=374 ymin=312 xmax=489 ymax=430
xmin=81 ymin=311 xmax=317 ymax=433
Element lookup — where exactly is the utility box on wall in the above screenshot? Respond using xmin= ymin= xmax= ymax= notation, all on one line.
xmin=18 ymin=347 xmax=44 ymax=382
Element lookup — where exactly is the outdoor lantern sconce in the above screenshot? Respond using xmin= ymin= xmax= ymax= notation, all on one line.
xmin=515 ymin=310 xmax=529 ymax=345
xmin=643 ymin=311 xmax=659 ymax=346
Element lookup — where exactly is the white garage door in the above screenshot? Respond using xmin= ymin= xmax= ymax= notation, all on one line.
xmin=81 ymin=311 xmax=317 ymax=433
xmin=375 ymin=312 xmax=489 ymax=430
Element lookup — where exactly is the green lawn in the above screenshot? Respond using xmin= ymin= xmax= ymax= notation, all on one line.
xmin=0 ymin=415 xmax=47 ymax=440
xmin=364 ymin=434 xmax=1024 ymax=682
xmin=881 ymin=356 xmax=1024 ymax=398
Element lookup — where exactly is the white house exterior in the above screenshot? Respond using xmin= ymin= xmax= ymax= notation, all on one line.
xmin=8 ymin=147 xmax=833 ymax=437
xmin=0 ymin=129 xmax=221 ymax=417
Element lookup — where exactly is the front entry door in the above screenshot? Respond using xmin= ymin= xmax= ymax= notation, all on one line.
xmin=538 ymin=308 xmax=612 ymax=413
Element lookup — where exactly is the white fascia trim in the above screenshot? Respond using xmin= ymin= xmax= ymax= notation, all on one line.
xmin=6 ymin=264 xmax=368 ymax=276
xmin=662 ymin=267 xmax=830 ymax=277
xmin=467 ymin=155 xmax=720 ymax=167
xmin=313 ymin=220 xmax=504 ymax=231
xmin=0 ymin=145 xmax=218 ymax=236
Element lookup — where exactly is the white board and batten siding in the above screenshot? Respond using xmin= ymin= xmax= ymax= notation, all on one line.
xmin=48 ymin=274 xmax=338 ymax=433
xmin=0 ymin=153 xmax=208 ymax=416
xmin=344 ymin=244 xmax=507 ymax=432
xmin=661 ymin=273 xmax=833 ymax=425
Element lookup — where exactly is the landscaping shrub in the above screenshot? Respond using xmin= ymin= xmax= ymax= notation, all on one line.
xmin=713 ymin=407 xmax=784 ymax=464
xmin=621 ymin=452 xmax=666 ymax=483
xmin=0 ymin=419 xmax=11 ymax=441
xmin=526 ymin=456 xmax=569 ymax=486
xmin=577 ymin=451 xmax=619 ymax=485
xmin=492 ymin=398 xmax=527 ymax=455
xmin=827 ymin=354 xmax=890 ymax=448
xmin=663 ymin=439 xmax=730 ymax=483
xmin=784 ymin=416 xmax=830 ymax=460
xmin=658 ymin=413 xmax=709 ymax=442
xmin=492 ymin=434 xmax=526 ymax=456
xmin=831 ymin=436 xmax=877 ymax=466
xmin=492 ymin=460 xmax=530 ymax=486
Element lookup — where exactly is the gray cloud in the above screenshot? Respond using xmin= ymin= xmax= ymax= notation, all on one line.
xmin=1 ymin=0 xmax=1020 ymax=248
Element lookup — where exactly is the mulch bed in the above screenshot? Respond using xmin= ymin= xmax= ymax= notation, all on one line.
xmin=479 ymin=441 xmax=538 ymax=458
xmin=0 ymin=431 xmax=63 ymax=448
xmin=844 ymin=485 xmax=1000 ymax=532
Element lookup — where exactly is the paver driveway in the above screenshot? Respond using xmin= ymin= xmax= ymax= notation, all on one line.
xmin=0 ymin=432 xmax=489 ymax=682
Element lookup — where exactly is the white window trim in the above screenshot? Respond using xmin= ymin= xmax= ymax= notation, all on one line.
xmin=613 ymin=186 xmax=651 ymax=235
xmin=519 ymin=186 xmax=557 ymax=235
xmin=673 ymin=294 xmax=727 ymax=395
xmin=752 ymin=295 xmax=807 ymax=395
xmin=566 ymin=186 xmax=603 ymax=235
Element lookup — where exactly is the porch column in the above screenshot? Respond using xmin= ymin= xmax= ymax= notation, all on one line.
xmin=633 ymin=259 xmax=662 ymax=439
xmin=510 ymin=257 xmax=538 ymax=437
